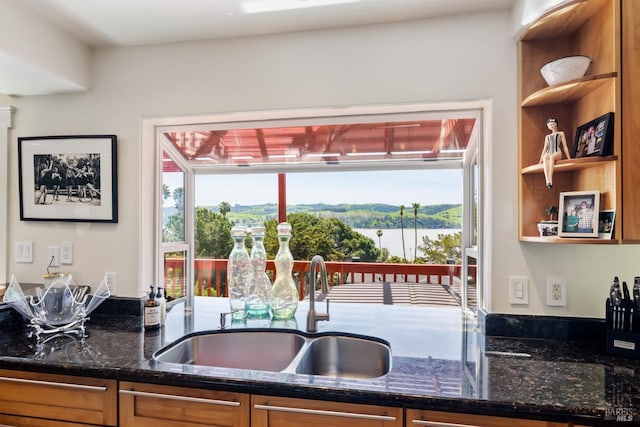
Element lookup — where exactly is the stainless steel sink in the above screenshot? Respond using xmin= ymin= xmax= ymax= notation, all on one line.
xmin=153 ymin=330 xmax=306 ymax=371
xmin=294 ymin=335 xmax=391 ymax=378
xmin=153 ymin=329 xmax=391 ymax=379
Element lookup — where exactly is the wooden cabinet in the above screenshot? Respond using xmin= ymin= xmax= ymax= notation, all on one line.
xmin=0 ymin=369 xmax=117 ymax=427
xmin=251 ymin=395 xmax=403 ymax=427
xmin=119 ymin=381 xmax=250 ymax=427
xmin=406 ymin=409 xmax=568 ymax=427
xmin=517 ymin=0 xmax=636 ymax=242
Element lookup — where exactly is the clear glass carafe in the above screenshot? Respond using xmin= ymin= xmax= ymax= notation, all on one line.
xmin=227 ymin=225 xmax=250 ymax=319
xmin=246 ymin=225 xmax=271 ymax=317
xmin=269 ymin=222 xmax=299 ymax=319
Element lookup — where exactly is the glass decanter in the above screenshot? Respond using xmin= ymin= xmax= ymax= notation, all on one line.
xmin=227 ymin=225 xmax=250 ymax=319
xmin=269 ymin=222 xmax=299 ymax=320
xmin=245 ymin=225 xmax=271 ymax=317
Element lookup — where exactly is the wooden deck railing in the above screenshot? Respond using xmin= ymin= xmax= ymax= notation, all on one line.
xmin=165 ymin=257 xmax=468 ymax=300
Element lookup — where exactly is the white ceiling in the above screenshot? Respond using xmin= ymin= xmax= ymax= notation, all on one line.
xmin=20 ymin=0 xmax=515 ymax=46
xmin=2 ymin=0 xmax=516 ymax=95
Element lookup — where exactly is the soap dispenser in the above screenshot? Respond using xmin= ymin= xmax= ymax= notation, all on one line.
xmin=144 ymin=285 xmax=161 ymax=331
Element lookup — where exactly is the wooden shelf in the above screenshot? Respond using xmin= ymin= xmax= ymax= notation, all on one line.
xmin=521 ymin=73 xmax=617 ymax=107
xmin=520 ymin=236 xmax=618 ymax=244
xmin=520 ymin=0 xmax=609 ymax=40
xmin=521 ymin=155 xmax=617 ymax=174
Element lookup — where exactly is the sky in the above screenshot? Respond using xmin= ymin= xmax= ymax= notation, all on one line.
xmin=189 ymin=169 xmax=463 ymax=207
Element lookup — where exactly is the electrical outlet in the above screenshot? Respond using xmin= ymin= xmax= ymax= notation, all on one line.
xmin=60 ymin=241 xmax=73 ymax=264
xmin=546 ymin=277 xmax=567 ymax=306
xmin=47 ymin=246 xmax=60 ymax=267
xmin=509 ymin=276 xmax=529 ymax=304
xmin=105 ymin=272 xmax=117 ymax=295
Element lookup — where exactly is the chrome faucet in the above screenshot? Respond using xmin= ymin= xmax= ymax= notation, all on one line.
xmin=307 ymin=255 xmax=330 ymax=333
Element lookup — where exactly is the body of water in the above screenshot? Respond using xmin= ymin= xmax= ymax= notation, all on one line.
xmin=355 ymin=228 xmax=461 ymax=260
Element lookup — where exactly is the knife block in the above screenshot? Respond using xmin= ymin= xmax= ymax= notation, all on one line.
xmin=606 ymin=298 xmax=640 ymax=359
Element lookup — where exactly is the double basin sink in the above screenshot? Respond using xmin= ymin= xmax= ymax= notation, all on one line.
xmin=152 ymin=329 xmax=391 ymax=379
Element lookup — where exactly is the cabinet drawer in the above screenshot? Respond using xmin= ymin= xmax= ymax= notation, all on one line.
xmin=406 ymin=409 xmax=568 ymax=427
xmin=0 ymin=369 xmax=117 ymax=426
xmin=119 ymin=381 xmax=249 ymax=427
xmin=252 ymin=394 xmax=403 ymax=427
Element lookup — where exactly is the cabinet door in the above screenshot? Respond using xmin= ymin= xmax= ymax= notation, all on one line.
xmin=405 ymin=409 xmax=567 ymax=427
xmin=119 ymin=381 xmax=249 ymax=427
xmin=0 ymin=369 xmax=117 ymax=426
xmin=252 ymin=395 xmax=402 ymax=427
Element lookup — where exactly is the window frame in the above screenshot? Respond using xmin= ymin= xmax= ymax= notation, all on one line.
xmin=150 ymin=101 xmax=489 ymax=310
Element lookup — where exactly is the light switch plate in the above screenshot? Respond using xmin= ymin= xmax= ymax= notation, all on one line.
xmin=60 ymin=241 xmax=73 ymax=264
xmin=509 ymin=276 xmax=529 ymax=304
xmin=16 ymin=241 xmax=33 ymax=263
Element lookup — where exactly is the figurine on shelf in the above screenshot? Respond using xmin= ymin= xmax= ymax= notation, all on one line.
xmin=539 ymin=117 xmax=571 ymax=189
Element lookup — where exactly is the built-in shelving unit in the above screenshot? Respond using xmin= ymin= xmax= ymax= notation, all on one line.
xmin=518 ymin=0 xmax=622 ymax=243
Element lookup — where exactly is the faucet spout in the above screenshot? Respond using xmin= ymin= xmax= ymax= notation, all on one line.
xmin=307 ymin=255 xmax=330 ymax=333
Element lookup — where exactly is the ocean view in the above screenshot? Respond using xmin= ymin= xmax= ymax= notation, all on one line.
xmin=354 ymin=228 xmax=461 ymax=260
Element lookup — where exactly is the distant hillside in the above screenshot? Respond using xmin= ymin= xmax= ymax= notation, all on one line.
xmin=173 ymin=203 xmax=462 ymax=229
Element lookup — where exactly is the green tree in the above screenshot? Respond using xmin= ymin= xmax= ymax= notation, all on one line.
xmin=412 ymin=202 xmax=420 ymax=262
xmin=399 ymin=205 xmax=406 ymax=262
xmin=376 ymin=229 xmax=383 ymax=251
xmin=219 ymin=201 xmax=231 ymax=218
xmin=262 ymin=213 xmax=379 ymax=262
xmin=418 ymin=231 xmax=462 ymax=264
xmin=163 ymin=187 xmax=185 ymax=242
xmin=194 ymin=207 xmax=233 ymax=258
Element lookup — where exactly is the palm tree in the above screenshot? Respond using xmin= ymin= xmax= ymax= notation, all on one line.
xmin=376 ymin=229 xmax=383 ymax=251
xmin=399 ymin=205 xmax=407 ymax=261
xmin=412 ymin=202 xmax=420 ymax=262
xmin=218 ymin=201 xmax=231 ymax=218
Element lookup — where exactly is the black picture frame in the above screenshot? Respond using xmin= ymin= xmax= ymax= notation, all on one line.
xmin=598 ymin=210 xmax=615 ymax=239
xmin=18 ymin=135 xmax=118 ymax=223
xmin=572 ymin=112 xmax=614 ymax=158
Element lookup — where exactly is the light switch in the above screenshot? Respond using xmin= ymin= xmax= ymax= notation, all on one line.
xmin=509 ymin=276 xmax=529 ymax=305
xmin=61 ymin=241 xmax=73 ymax=264
xmin=16 ymin=241 xmax=33 ymax=263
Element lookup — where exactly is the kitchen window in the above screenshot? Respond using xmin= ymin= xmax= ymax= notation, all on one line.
xmin=153 ymin=102 xmax=487 ymax=313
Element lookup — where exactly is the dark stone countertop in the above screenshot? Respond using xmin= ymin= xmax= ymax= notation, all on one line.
xmin=0 ymin=297 xmax=638 ymax=426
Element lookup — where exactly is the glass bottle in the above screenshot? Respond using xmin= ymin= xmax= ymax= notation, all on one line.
xmin=246 ymin=225 xmax=272 ymax=317
xmin=227 ymin=225 xmax=250 ymax=320
xmin=269 ymin=222 xmax=298 ymax=320
xmin=144 ymin=285 xmax=161 ymax=331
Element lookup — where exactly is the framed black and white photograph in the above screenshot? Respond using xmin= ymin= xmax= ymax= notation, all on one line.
xmin=572 ymin=112 xmax=614 ymax=158
xmin=598 ymin=210 xmax=615 ymax=239
xmin=558 ymin=191 xmax=600 ymax=238
xmin=18 ymin=135 xmax=118 ymax=223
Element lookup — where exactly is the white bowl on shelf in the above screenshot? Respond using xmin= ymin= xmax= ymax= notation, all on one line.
xmin=540 ymin=55 xmax=591 ymax=86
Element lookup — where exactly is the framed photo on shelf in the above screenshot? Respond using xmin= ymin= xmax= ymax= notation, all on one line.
xmin=598 ymin=210 xmax=615 ymax=239
xmin=18 ymin=135 xmax=118 ymax=223
xmin=558 ymin=191 xmax=600 ymax=238
xmin=572 ymin=112 xmax=614 ymax=158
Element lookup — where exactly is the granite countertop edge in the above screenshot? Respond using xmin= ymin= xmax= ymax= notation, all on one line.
xmin=0 ymin=354 xmax=608 ymax=425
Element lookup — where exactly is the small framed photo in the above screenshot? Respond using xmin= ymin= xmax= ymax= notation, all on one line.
xmin=572 ymin=112 xmax=614 ymax=158
xmin=18 ymin=135 xmax=118 ymax=223
xmin=598 ymin=210 xmax=615 ymax=239
xmin=558 ymin=191 xmax=600 ymax=238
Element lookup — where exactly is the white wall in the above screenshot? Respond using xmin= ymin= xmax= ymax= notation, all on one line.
xmin=6 ymin=9 xmax=638 ymax=317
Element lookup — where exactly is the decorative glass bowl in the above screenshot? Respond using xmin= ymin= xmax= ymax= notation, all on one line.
xmin=2 ymin=274 xmax=110 ymax=339
xmin=540 ymin=55 xmax=591 ymax=86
